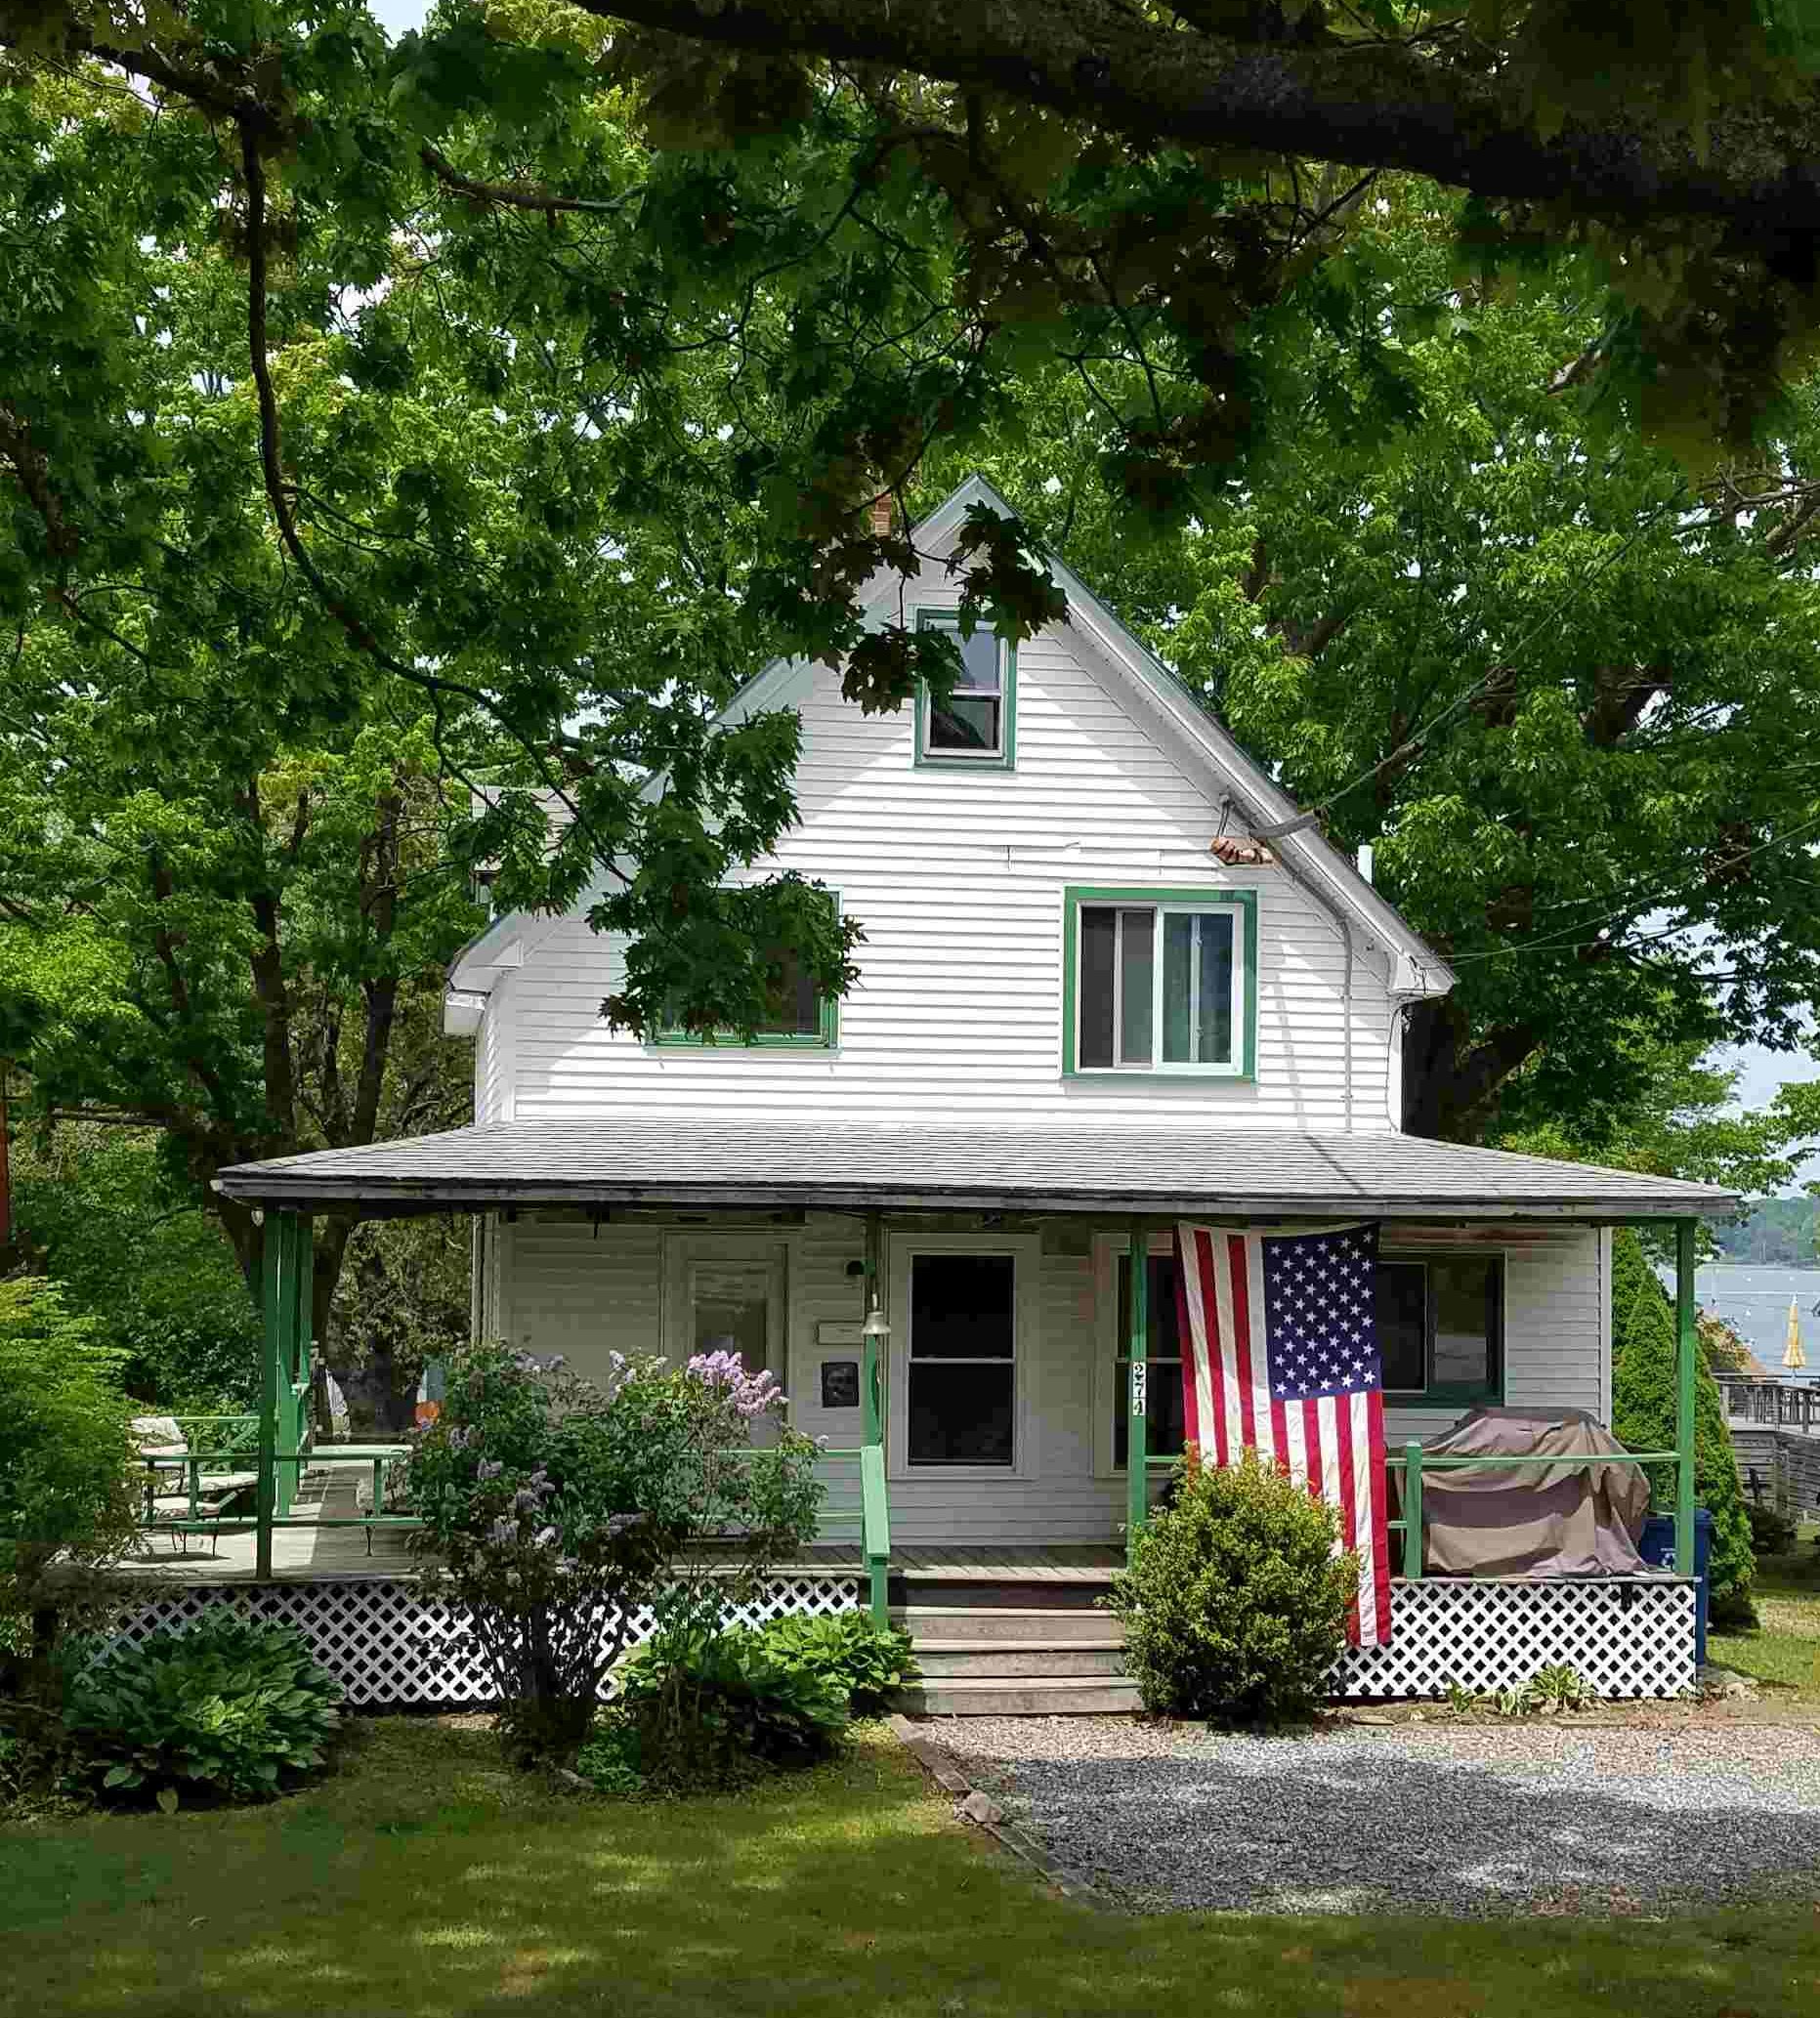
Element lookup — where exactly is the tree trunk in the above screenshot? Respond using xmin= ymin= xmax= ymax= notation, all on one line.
xmin=1401 ymin=999 xmax=1540 ymax=1141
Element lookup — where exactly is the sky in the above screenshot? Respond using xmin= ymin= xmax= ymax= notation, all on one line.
xmin=359 ymin=0 xmax=1815 ymax=1178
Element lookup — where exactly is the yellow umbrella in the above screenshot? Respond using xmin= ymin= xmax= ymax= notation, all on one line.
xmin=1784 ymin=1296 xmax=1807 ymax=1372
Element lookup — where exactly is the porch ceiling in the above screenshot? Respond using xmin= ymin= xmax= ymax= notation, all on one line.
xmin=212 ymin=1117 xmax=1737 ymax=1222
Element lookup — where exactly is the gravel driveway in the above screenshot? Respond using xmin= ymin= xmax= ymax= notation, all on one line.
xmin=946 ymin=1715 xmax=1820 ymax=1916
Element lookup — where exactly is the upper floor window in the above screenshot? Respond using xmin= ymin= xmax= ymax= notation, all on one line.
xmin=915 ymin=610 xmax=1016 ymax=770
xmin=1376 ymin=1254 xmax=1504 ymax=1407
xmin=1062 ymin=887 xmax=1256 ymax=1079
xmin=653 ymin=894 xmax=840 ymax=1050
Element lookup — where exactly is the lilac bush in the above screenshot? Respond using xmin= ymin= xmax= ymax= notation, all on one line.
xmin=406 ymin=1343 xmax=822 ymax=1764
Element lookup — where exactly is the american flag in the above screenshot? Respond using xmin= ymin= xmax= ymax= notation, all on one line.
xmin=1175 ymin=1221 xmax=1391 ymax=1646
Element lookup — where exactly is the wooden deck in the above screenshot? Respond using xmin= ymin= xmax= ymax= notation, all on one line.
xmin=117 ymin=1468 xmax=1124 ymax=1586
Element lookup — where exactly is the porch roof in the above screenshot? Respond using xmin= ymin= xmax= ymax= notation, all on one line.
xmin=213 ymin=1118 xmax=1737 ymax=1222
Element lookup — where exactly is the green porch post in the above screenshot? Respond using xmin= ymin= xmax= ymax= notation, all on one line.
xmin=1125 ymin=1226 xmax=1148 ymax=1564
xmin=280 ymin=1214 xmax=314 ymax=1515
xmin=861 ymin=1210 xmax=890 ymax=1625
xmin=256 ymin=1209 xmax=284 ymax=1580
xmin=1674 ymin=1216 xmax=1698 ymax=1580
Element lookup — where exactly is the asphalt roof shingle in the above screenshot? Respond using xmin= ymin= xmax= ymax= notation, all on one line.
xmin=213 ymin=1118 xmax=1735 ymax=1220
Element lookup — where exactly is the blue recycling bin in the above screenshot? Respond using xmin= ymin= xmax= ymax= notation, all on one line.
xmin=1638 ymin=1507 xmax=1712 ymax=1667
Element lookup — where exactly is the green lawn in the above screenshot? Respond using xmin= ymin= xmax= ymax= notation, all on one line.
xmin=2 ymin=1718 xmax=1818 ymax=2018
xmin=1710 ymin=1537 xmax=1820 ymax=1700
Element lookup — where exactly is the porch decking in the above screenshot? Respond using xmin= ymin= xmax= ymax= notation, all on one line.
xmin=117 ymin=1471 xmax=1125 ymax=1586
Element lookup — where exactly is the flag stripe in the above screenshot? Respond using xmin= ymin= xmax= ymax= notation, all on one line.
xmin=1174 ymin=1256 xmax=1199 ymax=1453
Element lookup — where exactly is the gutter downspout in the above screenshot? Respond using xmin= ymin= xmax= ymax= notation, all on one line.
xmin=1301 ymin=875 xmax=1356 ymax=1136
xmin=1214 ymin=793 xmax=1358 ymax=1132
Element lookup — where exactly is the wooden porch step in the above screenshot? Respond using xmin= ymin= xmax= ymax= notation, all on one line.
xmin=911 ymin=1642 xmax=1127 ymax=1679
xmin=892 ymin=1606 xmax=1125 ymax=1645
xmin=896 ymin=1674 xmax=1142 ymax=1716
xmin=889 ymin=1577 xmax=1114 ymax=1610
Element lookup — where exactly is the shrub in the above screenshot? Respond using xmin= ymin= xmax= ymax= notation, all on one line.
xmin=595 ymin=1625 xmax=852 ymax=1790
xmin=0 ymin=1280 xmax=139 ymax=1695
xmin=62 ymin=1614 xmax=342 ymax=1806
xmin=406 ymin=1344 xmax=823 ymax=1765
xmin=1107 ymin=1452 xmax=1353 ymax=1726
xmin=1610 ymin=1230 xmax=1756 ymax=1625
xmin=757 ymin=1614 xmax=915 ymax=1715
xmin=1746 ymin=1501 xmax=1799 ymax=1557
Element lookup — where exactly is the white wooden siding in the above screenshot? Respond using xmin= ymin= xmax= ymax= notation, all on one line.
xmin=495 ymin=1212 xmax=1605 ymax=1543
xmin=488 ymin=613 xmax=1403 ymax=1132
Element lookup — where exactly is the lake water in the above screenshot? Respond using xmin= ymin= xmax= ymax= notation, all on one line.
xmin=1689 ymin=1263 xmax=1820 ymax=1371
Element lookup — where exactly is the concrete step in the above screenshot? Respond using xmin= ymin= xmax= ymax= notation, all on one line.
xmin=893 ymin=1606 xmax=1125 ymax=1646
xmin=911 ymin=1642 xmax=1127 ymax=1679
xmin=896 ymin=1674 xmax=1143 ymax=1716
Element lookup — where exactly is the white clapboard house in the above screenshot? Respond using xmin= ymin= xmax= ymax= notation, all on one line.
xmin=205 ymin=477 xmax=1728 ymax=1711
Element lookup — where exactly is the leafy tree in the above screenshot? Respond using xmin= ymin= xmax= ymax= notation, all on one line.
xmin=6 ymin=9 xmax=1820 ymax=1163
xmin=1711 ymin=1198 xmax=1820 ymax=1264
xmin=1610 ymin=1227 xmax=1756 ymax=1625
xmin=0 ymin=1279 xmax=137 ymax=1695
xmin=8 ymin=1127 xmax=259 ymax=1408
xmin=935 ymin=184 xmax=1820 ymax=1140
xmin=325 ymin=1214 xmax=473 ymax=1433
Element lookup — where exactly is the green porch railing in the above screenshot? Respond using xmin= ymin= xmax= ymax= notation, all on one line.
xmin=1122 ymin=1216 xmax=1705 ymax=1585
xmin=165 ymin=1204 xmax=898 ymax=1604
xmin=1385 ymin=1444 xmax=1683 ymax=1580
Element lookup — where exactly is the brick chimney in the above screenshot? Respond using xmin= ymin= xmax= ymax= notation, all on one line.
xmin=868 ymin=494 xmax=894 ymax=537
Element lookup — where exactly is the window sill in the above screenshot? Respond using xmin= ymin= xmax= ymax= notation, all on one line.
xmin=647 ymin=1033 xmax=836 ymax=1052
xmin=1383 ymin=1392 xmax=1503 ymax=1411
xmin=1065 ymin=1067 xmax=1251 ymax=1082
xmin=913 ymin=749 xmax=1015 ymax=772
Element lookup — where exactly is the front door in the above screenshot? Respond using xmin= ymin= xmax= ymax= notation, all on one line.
xmin=663 ymin=1236 xmax=790 ymax=1443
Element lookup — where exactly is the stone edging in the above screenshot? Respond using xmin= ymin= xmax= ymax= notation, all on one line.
xmin=886 ymin=1713 xmax=1115 ymax=1909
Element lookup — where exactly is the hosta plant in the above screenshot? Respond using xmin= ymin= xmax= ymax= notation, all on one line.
xmin=758 ymin=1614 xmax=916 ymax=1716
xmin=63 ymin=1614 xmax=342 ymax=1806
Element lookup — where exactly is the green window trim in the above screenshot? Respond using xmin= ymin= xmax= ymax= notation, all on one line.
xmin=912 ymin=608 xmax=1017 ymax=771
xmin=1378 ymin=1252 xmax=1506 ymax=1409
xmin=1060 ymin=885 xmax=1258 ymax=1081
xmin=648 ymin=893 xmax=842 ymax=1052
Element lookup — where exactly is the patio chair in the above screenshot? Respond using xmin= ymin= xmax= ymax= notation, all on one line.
xmin=131 ymin=1415 xmax=261 ymax=1552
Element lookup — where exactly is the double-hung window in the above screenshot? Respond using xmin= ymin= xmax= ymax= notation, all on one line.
xmin=1376 ymin=1254 xmax=1504 ymax=1407
xmin=915 ymin=611 xmax=1015 ymax=768
xmin=652 ymin=891 xmax=840 ymax=1048
xmin=1064 ymin=888 xmax=1256 ymax=1077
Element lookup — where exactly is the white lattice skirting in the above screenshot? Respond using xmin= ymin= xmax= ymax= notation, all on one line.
xmin=1337 ymin=1577 xmax=1697 ymax=1700
xmin=110 ymin=1572 xmax=1696 ymax=1707
xmin=109 ymin=1576 xmax=863 ymax=1709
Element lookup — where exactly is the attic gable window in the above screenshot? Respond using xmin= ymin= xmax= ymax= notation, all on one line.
xmin=914 ymin=610 xmax=1016 ymax=770
xmin=1063 ymin=887 xmax=1257 ymax=1080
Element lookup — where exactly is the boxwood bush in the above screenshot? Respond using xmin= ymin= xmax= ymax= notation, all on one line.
xmin=1108 ymin=1452 xmax=1353 ymax=1726
xmin=63 ymin=1614 xmax=342 ymax=1806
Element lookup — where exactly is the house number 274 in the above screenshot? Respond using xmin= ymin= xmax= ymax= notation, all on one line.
xmin=1129 ymin=1361 xmax=1147 ymax=1411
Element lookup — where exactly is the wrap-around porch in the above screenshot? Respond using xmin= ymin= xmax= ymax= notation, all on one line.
xmin=112 ymin=1116 xmax=1731 ymax=1704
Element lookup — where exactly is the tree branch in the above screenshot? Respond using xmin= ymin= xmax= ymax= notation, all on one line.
xmin=0 ymin=400 xmax=78 ymax=558
xmin=584 ymin=1 xmax=1820 ymax=251
xmin=419 ymin=145 xmax=640 ymax=218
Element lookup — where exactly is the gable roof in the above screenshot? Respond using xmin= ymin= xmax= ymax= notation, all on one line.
xmin=451 ymin=475 xmax=1452 ymax=997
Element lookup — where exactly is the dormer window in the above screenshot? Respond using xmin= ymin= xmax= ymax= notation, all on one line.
xmin=1062 ymin=887 xmax=1257 ymax=1079
xmin=915 ymin=610 xmax=1016 ymax=770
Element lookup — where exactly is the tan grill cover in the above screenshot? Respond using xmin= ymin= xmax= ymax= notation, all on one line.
xmin=1412 ymin=1408 xmax=1654 ymax=1577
